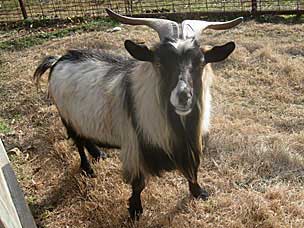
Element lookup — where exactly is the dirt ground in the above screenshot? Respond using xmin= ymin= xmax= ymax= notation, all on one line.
xmin=0 ymin=19 xmax=304 ymax=228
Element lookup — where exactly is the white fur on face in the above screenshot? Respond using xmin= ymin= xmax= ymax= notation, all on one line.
xmin=175 ymin=108 xmax=192 ymax=116
xmin=168 ymin=38 xmax=195 ymax=53
xmin=170 ymin=82 xmax=192 ymax=116
xmin=169 ymin=82 xmax=180 ymax=108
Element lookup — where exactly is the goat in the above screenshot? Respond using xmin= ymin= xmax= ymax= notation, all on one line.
xmin=33 ymin=9 xmax=242 ymax=219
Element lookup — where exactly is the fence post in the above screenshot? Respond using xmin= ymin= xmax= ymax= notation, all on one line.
xmin=17 ymin=0 xmax=28 ymax=20
xmin=251 ymin=0 xmax=257 ymax=15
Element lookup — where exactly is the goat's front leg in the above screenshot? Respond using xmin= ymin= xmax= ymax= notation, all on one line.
xmin=188 ymin=180 xmax=209 ymax=200
xmin=187 ymin=166 xmax=209 ymax=200
xmin=128 ymin=173 xmax=145 ymax=220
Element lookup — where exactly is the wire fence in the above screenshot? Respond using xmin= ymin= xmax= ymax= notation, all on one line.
xmin=0 ymin=0 xmax=303 ymax=23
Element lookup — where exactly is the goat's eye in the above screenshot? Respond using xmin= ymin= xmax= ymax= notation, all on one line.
xmin=154 ymin=62 xmax=161 ymax=68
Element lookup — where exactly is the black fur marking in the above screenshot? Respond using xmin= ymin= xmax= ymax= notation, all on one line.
xmin=75 ymin=140 xmax=96 ymax=178
xmin=58 ymin=49 xmax=129 ymax=64
xmin=61 ymin=119 xmax=94 ymax=176
xmin=128 ymin=174 xmax=145 ymax=220
xmin=122 ymin=72 xmax=134 ymax=119
xmin=84 ymin=140 xmax=107 ymax=161
xmin=103 ymin=58 xmax=136 ymax=82
xmin=94 ymin=142 xmax=120 ymax=150
xmin=62 ymin=117 xmax=120 ymax=150
xmin=51 ymin=49 xmax=136 ymax=84
xmin=33 ymin=55 xmax=59 ymax=84
xmin=204 ymin=42 xmax=235 ymax=63
xmin=33 ymin=56 xmax=58 ymax=81
xmin=167 ymin=103 xmax=201 ymax=180
xmin=49 ymin=49 xmax=124 ymax=81
xmin=124 ymin=40 xmax=154 ymax=62
xmin=138 ymin=137 xmax=176 ymax=176
xmin=60 ymin=118 xmax=120 ymax=177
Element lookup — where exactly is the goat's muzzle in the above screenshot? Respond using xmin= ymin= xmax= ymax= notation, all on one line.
xmin=170 ymin=80 xmax=193 ymax=116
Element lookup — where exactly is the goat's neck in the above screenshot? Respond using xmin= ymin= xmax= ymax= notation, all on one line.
xmin=130 ymin=62 xmax=173 ymax=152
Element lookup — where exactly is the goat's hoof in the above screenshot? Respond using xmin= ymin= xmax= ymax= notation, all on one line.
xmin=128 ymin=205 xmax=143 ymax=221
xmin=100 ymin=150 xmax=107 ymax=159
xmin=194 ymin=188 xmax=209 ymax=200
xmin=98 ymin=150 xmax=108 ymax=161
xmin=192 ymin=188 xmax=209 ymax=200
xmin=189 ymin=182 xmax=209 ymax=200
xmin=81 ymin=168 xmax=96 ymax=178
xmin=93 ymin=150 xmax=108 ymax=162
xmin=128 ymin=196 xmax=143 ymax=221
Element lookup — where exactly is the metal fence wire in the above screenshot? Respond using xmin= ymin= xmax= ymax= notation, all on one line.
xmin=0 ymin=0 xmax=303 ymax=23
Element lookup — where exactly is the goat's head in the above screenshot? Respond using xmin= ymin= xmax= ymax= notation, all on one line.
xmin=107 ymin=9 xmax=242 ymax=116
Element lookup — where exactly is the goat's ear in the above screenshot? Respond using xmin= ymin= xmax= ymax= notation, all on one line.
xmin=202 ymin=41 xmax=235 ymax=63
xmin=124 ymin=40 xmax=154 ymax=62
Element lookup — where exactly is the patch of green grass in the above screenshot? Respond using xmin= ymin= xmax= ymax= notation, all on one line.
xmin=27 ymin=195 xmax=39 ymax=205
xmin=255 ymin=14 xmax=304 ymax=24
xmin=0 ymin=118 xmax=11 ymax=134
xmin=0 ymin=18 xmax=118 ymax=51
xmin=12 ymin=113 xmax=22 ymax=120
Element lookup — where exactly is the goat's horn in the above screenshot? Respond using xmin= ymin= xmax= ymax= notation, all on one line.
xmin=106 ymin=8 xmax=180 ymax=41
xmin=182 ymin=17 xmax=243 ymax=39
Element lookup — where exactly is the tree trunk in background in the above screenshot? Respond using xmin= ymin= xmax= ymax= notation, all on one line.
xmin=18 ymin=0 xmax=28 ymax=20
xmin=252 ymin=0 xmax=258 ymax=14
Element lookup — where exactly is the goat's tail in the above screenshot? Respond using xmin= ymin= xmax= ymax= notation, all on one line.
xmin=33 ymin=56 xmax=60 ymax=88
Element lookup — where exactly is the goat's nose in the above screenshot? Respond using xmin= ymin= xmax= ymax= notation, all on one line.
xmin=179 ymin=90 xmax=191 ymax=106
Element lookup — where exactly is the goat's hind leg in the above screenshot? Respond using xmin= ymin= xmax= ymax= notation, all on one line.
xmin=84 ymin=140 xmax=107 ymax=161
xmin=75 ymin=140 xmax=96 ymax=178
xmin=61 ymin=118 xmax=96 ymax=177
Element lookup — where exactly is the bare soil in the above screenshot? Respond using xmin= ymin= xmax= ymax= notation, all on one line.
xmin=0 ymin=20 xmax=304 ymax=227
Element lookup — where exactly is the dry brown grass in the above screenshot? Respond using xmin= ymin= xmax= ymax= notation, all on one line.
xmin=0 ymin=20 xmax=304 ymax=228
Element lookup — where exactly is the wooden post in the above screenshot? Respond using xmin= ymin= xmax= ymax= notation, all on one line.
xmin=17 ymin=0 xmax=28 ymax=20
xmin=0 ymin=140 xmax=36 ymax=228
xmin=251 ymin=0 xmax=257 ymax=15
